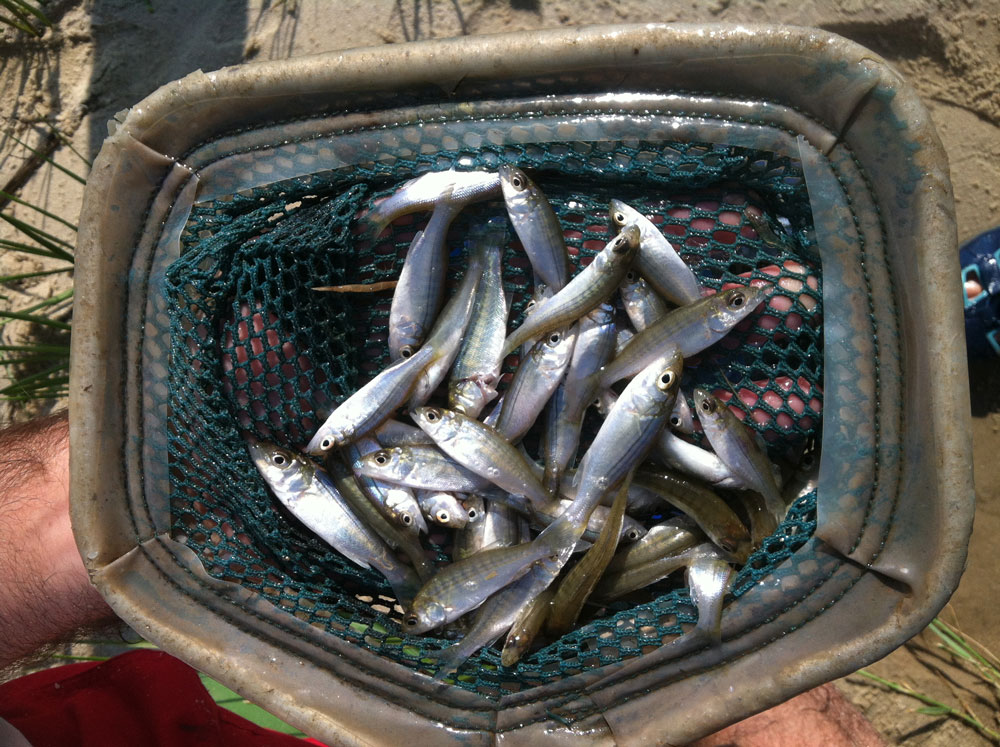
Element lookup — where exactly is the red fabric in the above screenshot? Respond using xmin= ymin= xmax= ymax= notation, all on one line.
xmin=0 ymin=649 xmax=327 ymax=747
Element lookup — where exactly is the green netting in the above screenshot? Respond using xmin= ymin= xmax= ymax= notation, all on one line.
xmin=164 ymin=137 xmax=822 ymax=698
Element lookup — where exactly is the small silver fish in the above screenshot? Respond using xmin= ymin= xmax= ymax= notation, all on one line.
xmin=354 ymin=444 xmax=491 ymax=493
xmin=417 ymin=490 xmax=469 ymax=529
xmin=388 ymin=202 xmax=457 ymax=360
xmin=599 ymin=285 xmax=764 ymax=387
xmin=448 ymin=217 xmax=509 ymax=417
xmin=366 ymin=169 xmax=501 ymax=235
xmin=411 ymin=407 xmax=552 ymax=509
xmin=499 ymin=165 xmax=570 ymax=291
xmin=247 ymin=439 xmax=421 ymax=605
xmin=619 ymin=269 xmax=670 ymax=331
xmin=693 ymin=389 xmax=785 ymax=522
xmin=502 ymin=225 xmax=640 ymax=357
xmin=495 ymin=325 xmax=576 ymax=443
xmin=609 ymin=199 xmax=702 ymax=306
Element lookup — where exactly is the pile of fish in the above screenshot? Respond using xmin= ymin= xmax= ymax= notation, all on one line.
xmin=247 ymin=165 xmax=812 ymax=676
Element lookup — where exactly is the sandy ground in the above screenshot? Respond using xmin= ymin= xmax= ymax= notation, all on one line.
xmin=1 ymin=1 xmax=999 ymax=743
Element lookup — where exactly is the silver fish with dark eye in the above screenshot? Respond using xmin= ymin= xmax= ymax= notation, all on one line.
xmin=619 ymin=269 xmax=670 ymax=331
xmin=410 ymin=406 xmax=552 ymax=510
xmin=562 ymin=346 xmax=683 ymax=533
xmin=306 ymin=247 xmax=484 ymax=454
xmin=693 ymin=388 xmax=785 ymax=524
xmin=599 ymin=284 xmax=765 ymax=387
xmin=365 ymin=168 xmax=501 ymax=236
xmin=609 ymin=199 xmax=702 ymax=306
xmin=501 ymin=224 xmax=640 ymax=357
xmin=247 ymin=438 xmax=421 ymax=606
xmin=354 ymin=444 xmax=491 ymax=493
xmin=495 ymin=325 xmax=576 ymax=443
xmin=388 ymin=202 xmax=457 ymax=361
xmin=499 ymin=165 xmax=570 ymax=292
xmin=448 ymin=217 xmax=509 ymax=417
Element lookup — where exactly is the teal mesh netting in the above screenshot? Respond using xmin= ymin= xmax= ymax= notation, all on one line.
xmin=165 ymin=137 xmax=822 ymax=698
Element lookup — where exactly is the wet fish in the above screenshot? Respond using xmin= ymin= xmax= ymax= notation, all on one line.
xmin=502 ymin=225 xmax=640 ymax=357
xmin=306 ymin=249 xmax=484 ymax=453
xmin=417 ymin=490 xmax=469 ymax=529
xmin=366 ymin=169 xmax=501 ymax=235
xmin=594 ymin=519 xmax=707 ymax=601
xmin=411 ymin=407 xmax=551 ymax=509
xmin=374 ymin=418 xmax=434 ymax=447
xmin=448 ymin=217 xmax=509 ymax=417
xmin=247 ymin=439 xmax=421 ymax=605
xmin=562 ymin=347 xmax=683 ymax=532
xmin=454 ymin=499 xmax=520 ymax=561
xmin=326 ymin=451 xmax=434 ymax=583
xmin=631 ymin=469 xmax=752 ymax=564
xmin=654 ymin=430 xmax=740 ymax=488
xmin=354 ymin=444 xmax=491 ymax=493
xmin=619 ymin=269 xmax=670 ymax=331
xmin=685 ymin=545 xmax=734 ymax=644
xmin=306 ymin=344 xmax=435 ymax=454
xmin=402 ymin=516 xmax=575 ymax=634
xmin=609 ymin=199 xmax=701 ymax=306
xmin=388 ymin=203 xmax=457 ymax=360
xmin=342 ymin=437 xmax=428 ymax=536
xmin=598 ymin=285 xmax=765 ymax=387
xmin=495 ymin=325 xmax=576 ymax=443
xmin=499 ymin=165 xmax=570 ymax=291
xmin=546 ymin=479 xmax=630 ymax=636
xmin=500 ymin=584 xmax=555 ymax=667
xmin=693 ymin=389 xmax=784 ymax=521
xmin=668 ymin=393 xmax=695 ymax=434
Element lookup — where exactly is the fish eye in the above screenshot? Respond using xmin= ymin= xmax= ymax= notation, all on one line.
xmin=401 ymin=513 xmax=413 ymax=526
xmin=613 ymin=211 xmax=626 ymax=224
xmin=669 ymin=415 xmax=680 ymax=427
xmin=612 ymin=235 xmax=630 ymax=253
xmin=626 ymin=270 xmax=637 ymax=283
xmin=424 ymin=409 xmax=441 ymax=422
xmin=467 ymin=508 xmax=479 ymax=520
xmin=657 ymin=370 xmax=675 ymax=390
xmin=699 ymin=399 xmax=714 ymax=413
xmin=525 ymin=300 xmax=536 ymax=312
xmin=404 ymin=614 xmax=419 ymax=627
xmin=400 ymin=345 xmax=414 ymax=358
xmin=436 ymin=510 xmax=450 ymax=523
xmin=728 ymin=292 xmax=747 ymax=309
xmin=374 ymin=452 xmax=389 ymax=466
xmin=510 ymin=173 xmax=525 ymax=189
xmin=272 ymin=453 xmax=287 ymax=467
xmin=320 ymin=437 xmax=333 ymax=450
xmin=626 ymin=528 xmax=640 ymax=541
xmin=548 ymin=333 xmax=561 ymax=345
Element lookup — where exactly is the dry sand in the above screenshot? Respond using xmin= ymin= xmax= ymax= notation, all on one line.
xmin=1 ymin=1 xmax=998 ymax=743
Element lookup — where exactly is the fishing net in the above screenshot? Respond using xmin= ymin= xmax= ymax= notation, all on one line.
xmin=165 ymin=137 xmax=822 ymax=697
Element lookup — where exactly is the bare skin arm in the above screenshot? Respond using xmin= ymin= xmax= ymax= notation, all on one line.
xmin=0 ymin=413 xmax=116 ymax=670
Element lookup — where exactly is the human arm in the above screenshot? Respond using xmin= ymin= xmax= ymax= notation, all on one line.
xmin=0 ymin=412 xmax=116 ymax=670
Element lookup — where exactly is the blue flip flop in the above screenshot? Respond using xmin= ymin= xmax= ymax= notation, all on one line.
xmin=960 ymin=226 xmax=1000 ymax=357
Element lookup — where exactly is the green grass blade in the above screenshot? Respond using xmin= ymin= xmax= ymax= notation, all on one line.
xmin=857 ymin=669 xmax=1000 ymax=742
xmin=0 ymin=343 xmax=72 ymax=353
xmin=0 ymin=267 xmax=73 ymax=283
xmin=0 ymin=237 xmax=73 ymax=262
xmin=0 ymin=309 xmax=71 ymax=330
xmin=9 ymin=134 xmax=87 ymax=185
xmin=40 ymin=120 xmax=92 ymax=168
xmin=7 ymin=0 xmax=50 ymax=25
xmin=0 ymin=212 xmax=75 ymax=252
xmin=0 ymin=190 xmax=78 ymax=231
